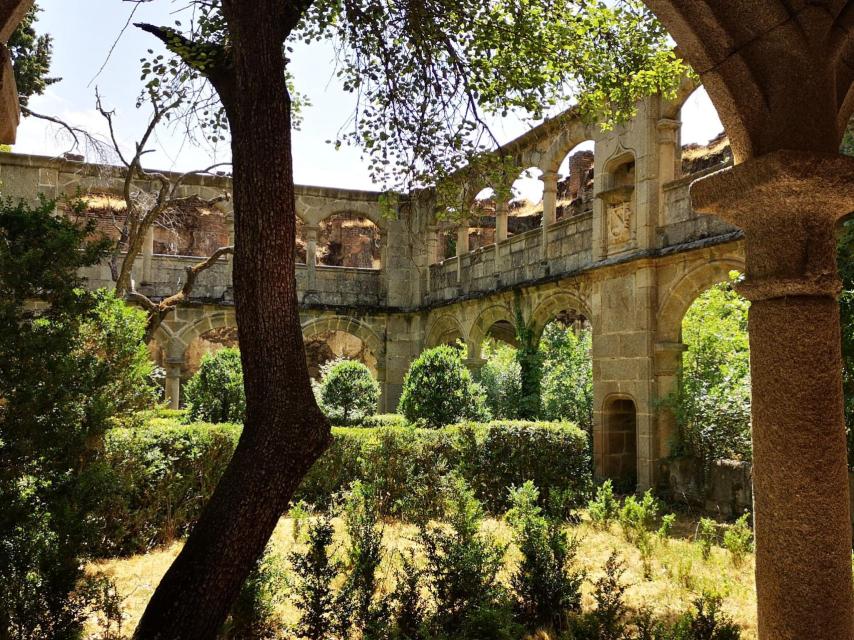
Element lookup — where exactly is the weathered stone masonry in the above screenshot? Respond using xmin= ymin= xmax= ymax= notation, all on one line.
xmin=0 ymin=81 xmax=746 ymax=493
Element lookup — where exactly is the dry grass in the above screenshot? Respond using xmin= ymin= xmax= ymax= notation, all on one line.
xmin=86 ymin=512 xmax=757 ymax=639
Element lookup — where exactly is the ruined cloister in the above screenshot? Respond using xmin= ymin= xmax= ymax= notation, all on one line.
xmin=3 ymin=1 xmax=854 ymax=638
xmin=0 ymin=78 xmax=744 ymax=494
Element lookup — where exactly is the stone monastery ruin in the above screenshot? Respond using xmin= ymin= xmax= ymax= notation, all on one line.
xmin=0 ymin=79 xmax=747 ymax=493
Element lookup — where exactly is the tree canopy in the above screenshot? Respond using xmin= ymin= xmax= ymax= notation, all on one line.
xmin=8 ymin=3 xmax=58 ymax=108
xmin=137 ymin=0 xmax=687 ymax=192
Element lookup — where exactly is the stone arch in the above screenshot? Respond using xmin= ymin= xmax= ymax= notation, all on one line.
xmin=172 ymin=310 xmax=239 ymax=362
xmin=467 ymin=303 xmax=517 ymax=358
xmin=657 ymin=257 xmax=746 ymax=344
xmin=530 ymin=289 xmax=593 ymax=342
xmin=315 ymin=205 xmax=384 ymax=228
xmin=539 ymin=119 xmax=596 ymax=175
xmin=300 ymin=315 xmax=385 ymax=368
xmin=424 ymin=313 xmax=465 ymax=349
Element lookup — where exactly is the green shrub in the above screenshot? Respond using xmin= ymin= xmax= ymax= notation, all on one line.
xmin=420 ymin=475 xmax=516 ymax=640
xmin=670 ymin=594 xmax=742 ymax=640
xmin=398 ymin=345 xmax=490 ymax=428
xmin=184 ymin=347 xmax=245 ymax=423
xmin=588 ymin=480 xmax=619 ymax=529
xmin=722 ymin=513 xmax=752 ymax=567
xmin=290 ymin=515 xmax=341 ymax=640
xmin=506 ymin=481 xmax=583 ymax=632
xmin=357 ymin=413 xmax=409 ymax=428
xmin=94 ymin=417 xmax=589 ymax=555
xmin=696 ymin=517 xmax=719 ymax=560
xmin=570 ymin=551 xmax=629 ymax=640
xmin=97 ymin=422 xmax=241 ymax=555
xmin=317 ymin=359 xmax=380 ymax=425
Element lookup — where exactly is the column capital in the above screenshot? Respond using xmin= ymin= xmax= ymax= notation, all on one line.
xmin=692 ymin=151 xmax=854 ymax=302
xmin=303 ymin=224 xmax=319 ymax=239
xmin=656 ymin=118 xmax=681 ymax=142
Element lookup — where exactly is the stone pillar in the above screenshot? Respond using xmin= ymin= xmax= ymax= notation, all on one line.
xmin=456 ymin=223 xmax=468 ymax=284
xmin=165 ymin=360 xmax=184 ymax=410
xmin=656 ymin=118 xmax=681 ymax=227
xmin=495 ymin=201 xmax=508 ymax=243
xmin=540 ymin=170 xmax=558 ymax=260
xmin=692 ymin=151 xmax=854 ymax=640
xmin=464 ymin=356 xmax=487 ymax=377
xmin=141 ymin=225 xmax=154 ymax=284
xmin=654 ymin=341 xmax=686 ymax=461
xmin=305 ymin=225 xmax=319 ymax=290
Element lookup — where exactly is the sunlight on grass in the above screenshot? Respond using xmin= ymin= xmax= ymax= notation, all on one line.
xmin=87 ymin=512 xmax=757 ymax=639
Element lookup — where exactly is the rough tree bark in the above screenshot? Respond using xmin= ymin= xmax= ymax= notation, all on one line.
xmin=133 ymin=2 xmax=330 ymax=638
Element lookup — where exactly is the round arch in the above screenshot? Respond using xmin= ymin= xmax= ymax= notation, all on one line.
xmin=172 ymin=310 xmax=238 ymax=361
xmin=540 ymin=119 xmax=596 ymax=176
xmin=315 ymin=205 xmax=384 ymax=228
xmin=467 ymin=304 xmax=517 ymax=354
xmin=530 ymin=290 xmax=592 ymax=342
xmin=424 ymin=313 xmax=466 ymax=349
xmin=300 ymin=315 xmax=385 ymax=365
xmin=657 ymin=257 xmax=746 ymax=344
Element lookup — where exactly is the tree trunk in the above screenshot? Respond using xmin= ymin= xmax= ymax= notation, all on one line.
xmin=133 ymin=5 xmax=330 ymax=638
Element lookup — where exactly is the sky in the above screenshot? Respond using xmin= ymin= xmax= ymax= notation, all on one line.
xmin=13 ymin=0 xmax=724 ymax=200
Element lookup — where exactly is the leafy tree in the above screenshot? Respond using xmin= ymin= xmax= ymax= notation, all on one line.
xmin=317 ymin=359 xmax=380 ymax=425
xmin=540 ymin=324 xmax=593 ymax=432
xmin=398 ymin=345 xmax=490 ymax=428
xmin=670 ymin=276 xmax=752 ymax=465
xmin=184 ymin=347 xmax=246 ymax=424
xmin=129 ymin=1 xmax=688 ymax=634
xmin=8 ymin=3 xmax=58 ymax=108
xmin=479 ymin=338 xmax=524 ymax=420
xmin=0 ymin=196 xmax=154 ymax=637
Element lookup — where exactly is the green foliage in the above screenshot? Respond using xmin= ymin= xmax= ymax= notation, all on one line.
xmin=570 ymin=552 xmax=630 ymax=640
xmin=8 ymin=3 xmax=59 ymax=108
xmin=317 ymin=358 xmax=380 ymax=425
xmin=0 ymin=196 xmax=151 ymax=637
xmin=420 ymin=475 xmax=517 ymax=640
xmin=669 ymin=594 xmax=741 ymax=640
xmin=478 ymin=339 xmax=524 ymax=420
xmin=539 ymin=324 xmax=593 ymax=433
xmin=335 ymin=481 xmax=389 ymax=638
xmin=222 ymin=548 xmax=287 ymax=640
xmin=513 ymin=298 xmax=544 ymax=420
xmin=670 ymin=276 xmax=752 ymax=465
xmin=291 ymin=515 xmax=341 ymax=640
xmin=588 ymin=480 xmax=619 ymax=529
xmin=398 ymin=346 xmax=490 ymax=428
xmin=722 ymin=514 xmax=752 ymax=567
xmin=184 ymin=347 xmax=246 ymax=423
xmin=506 ymin=481 xmax=583 ymax=632
xmin=391 ymin=550 xmax=428 ymax=640
xmin=95 ymin=418 xmax=589 ymax=554
xmin=696 ymin=518 xmax=718 ymax=560
xmin=658 ymin=514 xmax=676 ymax=540
xmin=618 ymin=491 xmax=661 ymax=545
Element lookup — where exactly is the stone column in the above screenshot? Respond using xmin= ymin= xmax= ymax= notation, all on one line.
xmin=540 ymin=170 xmax=558 ymax=260
xmin=141 ymin=225 xmax=155 ymax=284
xmin=656 ymin=118 xmax=681 ymax=227
xmin=654 ymin=341 xmax=686 ymax=461
xmin=305 ymin=225 xmax=319 ymax=291
xmin=456 ymin=223 xmax=468 ymax=284
xmin=165 ymin=360 xmax=184 ymax=410
xmin=495 ymin=201 xmax=508 ymax=243
xmin=692 ymin=151 xmax=854 ymax=640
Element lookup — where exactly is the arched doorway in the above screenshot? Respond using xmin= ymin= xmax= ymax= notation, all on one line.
xmin=603 ymin=396 xmax=638 ymax=490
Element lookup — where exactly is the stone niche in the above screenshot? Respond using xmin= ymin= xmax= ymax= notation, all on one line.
xmin=597 ymin=154 xmax=636 ymax=255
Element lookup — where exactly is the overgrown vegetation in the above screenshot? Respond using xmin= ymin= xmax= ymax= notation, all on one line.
xmin=668 ymin=275 xmax=752 ymax=467
xmin=0 ymin=196 xmax=155 ymax=637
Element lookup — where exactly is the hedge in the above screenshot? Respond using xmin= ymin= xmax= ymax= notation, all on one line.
xmin=94 ymin=417 xmax=590 ymax=556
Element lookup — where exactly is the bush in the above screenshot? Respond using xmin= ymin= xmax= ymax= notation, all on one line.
xmin=722 ymin=513 xmax=752 ymax=567
xmin=357 ymin=413 xmax=409 ymax=429
xmin=290 ymin=515 xmax=340 ymax=640
xmin=420 ymin=475 xmax=516 ymax=640
xmin=696 ymin=517 xmax=718 ymax=560
xmin=398 ymin=346 xmax=490 ymax=428
xmin=222 ymin=548 xmax=287 ymax=640
xmin=93 ymin=417 xmax=590 ymax=555
xmin=588 ymin=480 xmax=619 ymax=529
xmin=506 ymin=481 xmax=583 ymax=632
xmin=317 ymin=359 xmax=381 ymax=425
xmin=184 ymin=347 xmax=245 ymax=423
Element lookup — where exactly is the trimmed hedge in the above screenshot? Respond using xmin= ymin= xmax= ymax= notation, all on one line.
xmin=94 ymin=417 xmax=590 ymax=556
